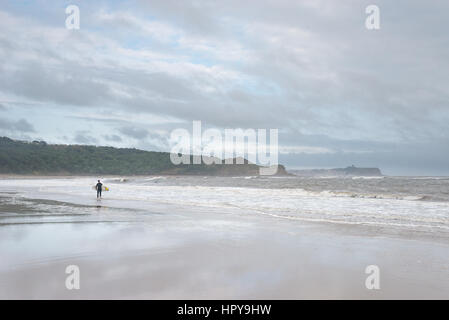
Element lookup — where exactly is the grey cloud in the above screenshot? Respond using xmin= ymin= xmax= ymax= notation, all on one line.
xmin=69 ymin=116 xmax=128 ymax=125
xmin=281 ymin=138 xmax=449 ymax=176
xmin=0 ymin=118 xmax=35 ymax=132
xmin=74 ymin=131 xmax=98 ymax=144
xmin=0 ymin=63 xmax=112 ymax=108
xmin=14 ymin=119 xmax=35 ymax=132
xmin=119 ymin=126 xmax=149 ymax=140
xmin=1 ymin=1 xmax=449 ymax=174
xmin=279 ymin=129 xmax=397 ymax=153
xmin=103 ymin=134 xmax=123 ymax=142
xmin=136 ymin=0 xmax=225 ymax=36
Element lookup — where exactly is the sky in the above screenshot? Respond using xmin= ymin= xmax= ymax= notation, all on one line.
xmin=0 ymin=0 xmax=448 ymax=175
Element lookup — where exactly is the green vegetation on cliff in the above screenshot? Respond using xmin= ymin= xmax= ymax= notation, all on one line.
xmin=0 ymin=137 xmax=287 ymax=176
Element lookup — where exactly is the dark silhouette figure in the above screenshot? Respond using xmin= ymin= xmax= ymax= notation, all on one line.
xmin=96 ymin=180 xmax=103 ymax=198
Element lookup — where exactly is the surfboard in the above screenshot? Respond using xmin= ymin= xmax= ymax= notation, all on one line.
xmin=92 ymin=185 xmax=109 ymax=191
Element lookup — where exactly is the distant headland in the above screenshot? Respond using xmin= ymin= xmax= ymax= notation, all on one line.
xmin=289 ymin=165 xmax=383 ymax=177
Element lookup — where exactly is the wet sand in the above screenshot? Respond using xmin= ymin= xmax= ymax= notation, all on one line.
xmin=0 ymin=178 xmax=449 ymax=299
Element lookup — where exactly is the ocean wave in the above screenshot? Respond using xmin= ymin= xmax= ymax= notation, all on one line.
xmin=351 ymin=176 xmax=385 ymax=180
xmin=318 ymin=190 xmax=425 ymax=201
xmin=2 ymin=177 xmax=449 ymax=234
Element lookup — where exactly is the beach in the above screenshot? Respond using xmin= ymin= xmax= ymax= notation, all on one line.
xmin=1 ymin=176 xmax=448 ymax=299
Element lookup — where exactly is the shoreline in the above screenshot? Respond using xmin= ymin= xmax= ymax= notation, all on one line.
xmin=1 ymin=192 xmax=449 ymax=299
xmin=0 ymin=177 xmax=448 ymax=299
xmin=2 ymin=191 xmax=449 ymax=244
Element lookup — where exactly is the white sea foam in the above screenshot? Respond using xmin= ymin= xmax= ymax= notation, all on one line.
xmin=0 ymin=177 xmax=448 ymax=233
xmin=351 ymin=176 xmax=385 ymax=180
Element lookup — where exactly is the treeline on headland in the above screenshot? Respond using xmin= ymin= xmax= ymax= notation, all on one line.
xmin=0 ymin=137 xmax=287 ymax=176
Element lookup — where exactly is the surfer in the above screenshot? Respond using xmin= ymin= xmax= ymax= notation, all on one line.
xmin=96 ymin=180 xmax=103 ymax=198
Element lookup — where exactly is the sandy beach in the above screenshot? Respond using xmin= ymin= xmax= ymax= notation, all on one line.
xmin=3 ymin=0 xmax=449 ymax=304
xmin=1 ymin=176 xmax=449 ymax=299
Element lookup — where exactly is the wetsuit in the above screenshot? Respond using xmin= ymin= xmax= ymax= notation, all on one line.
xmin=96 ymin=182 xmax=103 ymax=198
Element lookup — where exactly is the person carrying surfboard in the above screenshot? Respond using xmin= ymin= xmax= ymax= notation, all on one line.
xmin=96 ymin=180 xmax=103 ymax=198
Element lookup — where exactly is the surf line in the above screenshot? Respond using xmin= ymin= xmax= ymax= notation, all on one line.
xmin=177 ymin=304 xmax=212 ymax=318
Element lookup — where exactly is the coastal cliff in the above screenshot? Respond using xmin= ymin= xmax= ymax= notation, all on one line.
xmin=0 ymin=137 xmax=287 ymax=176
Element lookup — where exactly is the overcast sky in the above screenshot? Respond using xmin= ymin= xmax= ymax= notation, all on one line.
xmin=1 ymin=0 xmax=448 ymax=175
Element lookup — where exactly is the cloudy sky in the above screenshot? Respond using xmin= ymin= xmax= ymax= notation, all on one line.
xmin=0 ymin=0 xmax=448 ymax=175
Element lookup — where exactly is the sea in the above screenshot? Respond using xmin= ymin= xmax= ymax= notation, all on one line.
xmin=0 ymin=175 xmax=448 ymax=236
